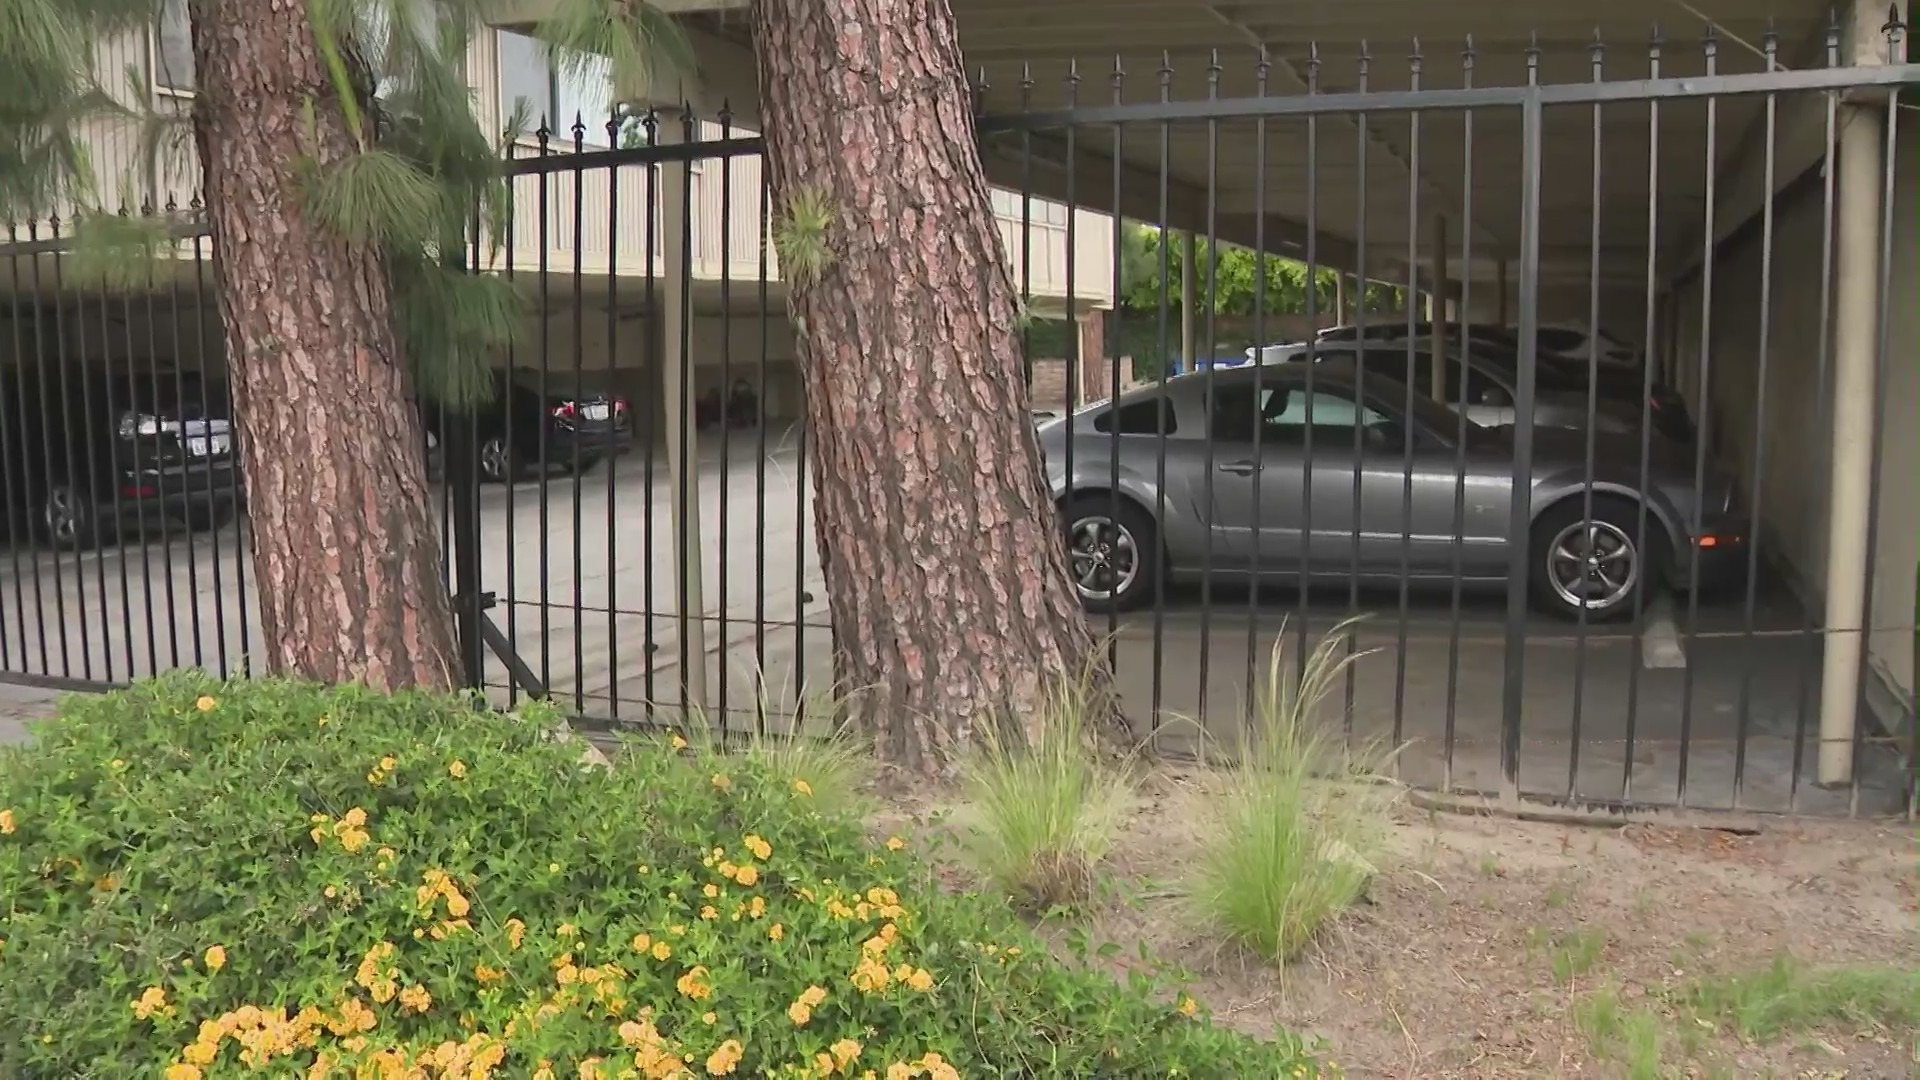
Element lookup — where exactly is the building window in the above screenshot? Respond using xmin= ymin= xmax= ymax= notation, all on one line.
xmin=155 ymin=0 xmax=195 ymax=94
xmin=497 ymin=30 xmax=614 ymax=147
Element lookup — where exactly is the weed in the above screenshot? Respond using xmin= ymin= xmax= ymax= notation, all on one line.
xmin=1478 ymin=854 xmax=1503 ymax=878
xmin=958 ymin=675 xmax=1134 ymax=911
xmin=1551 ymin=928 xmax=1609 ymax=983
xmin=1186 ymin=618 xmax=1400 ymax=961
xmin=1574 ymin=986 xmax=1667 ymax=1080
xmin=1544 ymin=881 xmax=1572 ymax=909
xmin=1679 ymin=955 xmax=1920 ymax=1042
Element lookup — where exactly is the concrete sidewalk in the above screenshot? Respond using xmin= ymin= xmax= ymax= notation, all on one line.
xmin=0 ymin=682 xmax=59 ymax=746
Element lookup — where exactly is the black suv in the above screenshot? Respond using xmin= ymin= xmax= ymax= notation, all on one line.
xmin=0 ymin=364 xmax=243 ymax=550
xmin=422 ymin=366 xmax=634 ymax=484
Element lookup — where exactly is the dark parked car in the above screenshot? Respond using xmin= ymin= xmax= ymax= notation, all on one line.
xmin=1038 ymin=359 xmax=1742 ymax=621
xmin=0 ymin=365 xmax=242 ymax=550
xmin=1289 ymin=322 xmax=1694 ymax=444
xmin=422 ymin=366 xmax=634 ymax=483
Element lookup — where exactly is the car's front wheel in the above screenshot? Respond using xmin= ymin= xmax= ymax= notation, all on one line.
xmin=1529 ymin=499 xmax=1653 ymax=622
xmin=1061 ymin=495 xmax=1157 ymax=614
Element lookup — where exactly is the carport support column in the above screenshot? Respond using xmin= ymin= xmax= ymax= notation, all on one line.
xmin=1817 ymin=103 xmax=1887 ymax=787
xmin=659 ymin=106 xmax=710 ymax=714
xmin=1180 ymin=230 xmax=1197 ymax=371
xmin=1429 ymin=214 xmax=1449 ymax=401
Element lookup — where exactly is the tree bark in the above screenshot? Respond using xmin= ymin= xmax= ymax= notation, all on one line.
xmin=190 ymin=0 xmax=460 ymax=691
xmin=751 ymin=0 xmax=1117 ymax=773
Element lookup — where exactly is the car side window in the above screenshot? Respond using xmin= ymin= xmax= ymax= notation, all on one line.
xmin=1092 ymin=397 xmax=1177 ymax=436
xmin=1211 ymin=381 xmax=1389 ymax=445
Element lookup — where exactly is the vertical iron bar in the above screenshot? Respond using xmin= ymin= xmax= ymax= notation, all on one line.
xmin=118 ymin=246 xmax=155 ymax=676
xmin=754 ymin=149 xmax=771 ymax=733
xmin=139 ymin=236 xmax=180 ymax=671
xmin=674 ymin=112 xmax=696 ymax=714
xmin=70 ymin=266 xmax=115 ymax=682
xmin=1676 ymin=32 xmax=1720 ymax=808
xmin=1624 ymin=29 xmax=1665 ymax=805
xmin=1106 ymin=58 xmax=1124 ymax=679
xmin=47 ymin=219 xmax=94 ymax=681
xmin=1021 ymin=65 xmax=1035 ymax=395
xmin=604 ymin=110 xmax=623 ymax=722
xmin=502 ymin=139 xmax=522 ymax=707
xmin=1443 ymin=38 xmax=1478 ymax=794
xmin=642 ymin=110 xmax=661 ymax=716
xmin=179 ymin=203 xmax=229 ymax=681
xmin=1789 ymin=22 xmax=1843 ymax=812
xmin=1295 ymin=46 xmax=1320 ymax=682
xmin=718 ymin=107 xmax=735 ymax=731
xmin=1248 ymin=47 xmax=1271 ymax=702
xmin=161 ymin=217 xmax=208 ymax=674
xmin=1395 ymin=41 xmax=1424 ymax=763
xmin=536 ymin=121 xmax=554 ymax=698
xmin=570 ymin=116 xmax=588 ymax=717
xmin=0 ymin=226 xmax=29 ymax=671
xmin=33 ymin=221 xmax=76 ymax=679
xmin=1568 ymin=34 xmax=1606 ymax=802
xmin=1063 ymin=62 xmax=1081 ymax=696
xmin=1151 ymin=53 xmax=1173 ymax=731
xmin=1732 ymin=28 xmax=1782 ymax=809
xmin=1344 ymin=44 xmax=1374 ymax=741
xmin=1501 ymin=48 xmax=1545 ymax=801
xmin=1196 ymin=50 xmax=1221 ymax=731
xmin=3 ymin=233 xmax=48 ymax=675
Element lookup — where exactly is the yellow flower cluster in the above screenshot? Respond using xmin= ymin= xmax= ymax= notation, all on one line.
xmin=310 ymin=807 xmax=371 ymax=853
xmin=0 ymin=807 xmax=16 ymax=834
xmin=674 ymin=965 xmax=713 ymax=1001
xmin=884 ymin=1052 xmax=959 ymax=1080
xmin=165 ymin=997 xmax=390 ymax=1077
xmin=705 ymin=1038 xmax=745 ymax=1075
xmin=132 ymin=986 xmax=173 ymax=1021
xmin=416 ymin=869 xmax=473 ymax=919
xmin=355 ymin=942 xmax=403 ymax=1004
xmin=785 ymin=984 xmax=829 ymax=1025
xmin=615 ymin=1017 xmax=687 ymax=1078
xmin=367 ymin=755 xmax=399 ymax=786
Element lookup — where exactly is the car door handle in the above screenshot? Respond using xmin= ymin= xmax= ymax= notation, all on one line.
xmin=1218 ymin=460 xmax=1262 ymax=475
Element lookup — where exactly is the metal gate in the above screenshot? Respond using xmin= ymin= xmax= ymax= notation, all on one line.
xmin=0 ymin=17 xmax=1914 ymax=820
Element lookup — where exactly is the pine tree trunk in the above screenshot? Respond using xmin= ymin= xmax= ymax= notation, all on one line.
xmin=752 ymin=0 xmax=1117 ymax=773
xmin=189 ymin=0 xmax=460 ymax=691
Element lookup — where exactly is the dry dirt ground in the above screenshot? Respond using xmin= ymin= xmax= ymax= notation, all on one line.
xmin=881 ymin=769 xmax=1920 ymax=1080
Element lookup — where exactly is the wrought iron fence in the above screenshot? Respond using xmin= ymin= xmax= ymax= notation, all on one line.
xmin=0 ymin=18 xmax=1916 ymax=821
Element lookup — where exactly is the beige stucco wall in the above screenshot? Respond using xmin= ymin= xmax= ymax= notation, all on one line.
xmin=1673 ymin=114 xmax=1916 ymax=710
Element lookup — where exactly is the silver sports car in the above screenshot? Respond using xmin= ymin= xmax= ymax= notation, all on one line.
xmin=1038 ymin=359 xmax=1743 ymax=621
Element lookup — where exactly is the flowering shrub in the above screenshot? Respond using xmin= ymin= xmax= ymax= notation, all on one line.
xmin=0 ymin=675 xmax=1327 ymax=1078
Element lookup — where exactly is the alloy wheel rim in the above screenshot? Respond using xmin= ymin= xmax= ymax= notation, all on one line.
xmin=1547 ymin=519 xmax=1638 ymax=610
xmin=43 ymin=488 xmax=78 ymax=543
xmin=1067 ymin=516 xmax=1139 ymax=601
xmin=479 ymin=438 xmax=509 ymax=480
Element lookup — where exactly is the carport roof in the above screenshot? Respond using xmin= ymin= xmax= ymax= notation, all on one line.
xmin=637 ymin=0 xmax=1869 ymax=304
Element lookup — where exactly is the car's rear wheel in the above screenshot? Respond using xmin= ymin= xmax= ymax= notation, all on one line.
xmin=1529 ymin=498 xmax=1654 ymax=622
xmin=1061 ymin=495 xmax=1157 ymax=614
xmin=477 ymin=434 xmax=518 ymax=484
xmin=41 ymin=485 xmax=100 ymax=551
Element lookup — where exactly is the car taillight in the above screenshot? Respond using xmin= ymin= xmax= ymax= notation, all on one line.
xmin=612 ymin=397 xmax=628 ymax=417
xmin=551 ymin=401 xmax=576 ymax=421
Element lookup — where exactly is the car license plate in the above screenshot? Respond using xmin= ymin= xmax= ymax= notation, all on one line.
xmin=582 ymin=402 xmax=611 ymax=422
xmin=186 ymin=433 xmax=230 ymax=457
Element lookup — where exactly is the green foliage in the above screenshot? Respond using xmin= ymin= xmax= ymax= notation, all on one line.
xmin=772 ymin=185 xmax=835 ymax=288
xmin=957 ymin=677 xmax=1133 ymax=911
xmin=1118 ymin=223 xmax=1403 ymax=318
xmin=1186 ymin=618 xmax=1399 ymax=961
xmin=1573 ymin=986 xmax=1667 ymax=1080
xmin=0 ymin=675 xmax=1328 ymax=1078
xmin=1677 ymin=955 xmax=1920 ymax=1042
